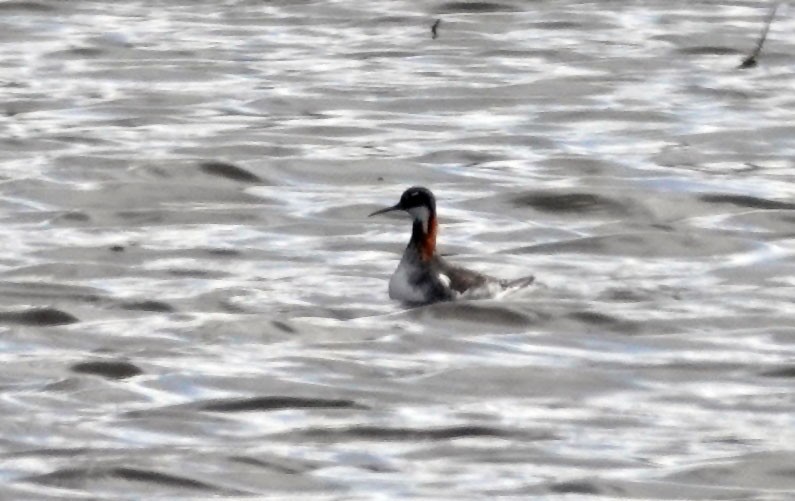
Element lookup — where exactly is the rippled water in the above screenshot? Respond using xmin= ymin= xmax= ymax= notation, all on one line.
xmin=1 ymin=1 xmax=795 ymax=499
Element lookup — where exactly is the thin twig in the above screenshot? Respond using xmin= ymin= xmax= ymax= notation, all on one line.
xmin=739 ymin=3 xmax=780 ymax=68
xmin=431 ymin=19 xmax=441 ymax=40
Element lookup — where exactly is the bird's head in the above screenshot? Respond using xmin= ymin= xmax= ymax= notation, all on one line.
xmin=369 ymin=186 xmax=436 ymax=229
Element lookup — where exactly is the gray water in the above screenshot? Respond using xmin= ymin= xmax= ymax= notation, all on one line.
xmin=1 ymin=1 xmax=795 ymax=499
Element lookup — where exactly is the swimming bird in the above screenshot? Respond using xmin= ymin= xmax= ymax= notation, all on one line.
xmin=369 ymin=186 xmax=534 ymax=304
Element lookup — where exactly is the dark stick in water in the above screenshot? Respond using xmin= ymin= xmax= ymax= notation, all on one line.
xmin=431 ymin=19 xmax=441 ymax=39
xmin=739 ymin=3 xmax=780 ymax=68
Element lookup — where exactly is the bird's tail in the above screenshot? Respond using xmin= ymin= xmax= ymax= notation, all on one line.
xmin=501 ymin=275 xmax=535 ymax=290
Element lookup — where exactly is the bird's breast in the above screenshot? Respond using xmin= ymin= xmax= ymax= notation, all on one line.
xmin=388 ymin=260 xmax=429 ymax=303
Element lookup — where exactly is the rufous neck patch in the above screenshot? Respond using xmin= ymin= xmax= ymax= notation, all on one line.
xmin=420 ymin=215 xmax=437 ymax=261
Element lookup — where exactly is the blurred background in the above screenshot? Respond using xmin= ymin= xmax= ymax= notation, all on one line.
xmin=1 ymin=0 xmax=794 ymax=499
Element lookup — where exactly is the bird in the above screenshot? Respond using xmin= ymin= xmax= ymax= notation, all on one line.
xmin=369 ymin=186 xmax=534 ymax=305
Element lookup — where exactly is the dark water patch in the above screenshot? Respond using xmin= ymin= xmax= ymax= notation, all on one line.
xmin=324 ymin=307 xmax=370 ymax=321
xmin=109 ymin=245 xmax=125 ymax=252
xmin=677 ymin=46 xmax=742 ymax=56
xmin=705 ymin=435 xmax=757 ymax=446
xmin=549 ymin=480 xmax=603 ymax=494
xmin=482 ymin=48 xmax=550 ymax=58
xmin=349 ymin=50 xmax=418 ymax=59
xmin=48 ymin=47 xmax=105 ymax=58
xmin=436 ymin=1 xmax=516 ymax=13
xmin=114 ymin=210 xmax=164 ymax=224
xmin=2 ymin=448 xmax=101 ymax=461
xmin=532 ymin=21 xmax=581 ymax=30
xmin=0 ymin=1 xmax=56 ymax=12
xmin=374 ymin=15 xmax=421 ymax=24
xmin=119 ymin=300 xmax=175 ymax=313
xmin=272 ymin=320 xmax=296 ymax=333
xmin=200 ymin=396 xmax=366 ymax=412
xmin=540 ymin=109 xmax=673 ymax=124
xmin=199 ymin=161 xmax=262 ymax=183
xmin=205 ymin=248 xmax=241 ymax=257
xmin=512 ymin=191 xmax=627 ymax=214
xmin=28 ymin=467 xmax=235 ymax=493
xmin=167 ymin=268 xmax=225 ymax=278
xmin=299 ymin=425 xmax=548 ymax=441
xmin=699 ymin=193 xmax=795 ymax=210
xmin=0 ymin=307 xmax=78 ymax=326
xmin=417 ymin=302 xmax=542 ymax=328
xmin=0 ymin=281 xmax=103 ymax=303
xmin=600 ymin=288 xmax=651 ymax=302
xmin=568 ymin=310 xmax=618 ymax=325
xmin=218 ymin=299 xmax=248 ymax=314
xmin=229 ymin=456 xmax=311 ymax=474
xmin=509 ymin=230 xmax=752 ymax=257
xmin=115 ymin=468 xmax=236 ymax=492
xmin=71 ymin=360 xmax=143 ymax=379
xmin=68 ymin=47 xmax=104 ymax=57
xmin=759 ymin=366 xmax=795 ymax=378
xmin=567 ymin=310 xmax=640 ymax=334
xmin=59 ymin=211 xmax=91 ymax=222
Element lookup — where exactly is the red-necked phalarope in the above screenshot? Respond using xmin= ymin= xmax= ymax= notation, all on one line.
xmin=369 ymin=186 xmax=534 ymax=305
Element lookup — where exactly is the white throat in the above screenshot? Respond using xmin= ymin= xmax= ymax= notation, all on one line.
xmin=407 ymin=206 xmax=430 ymax=233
